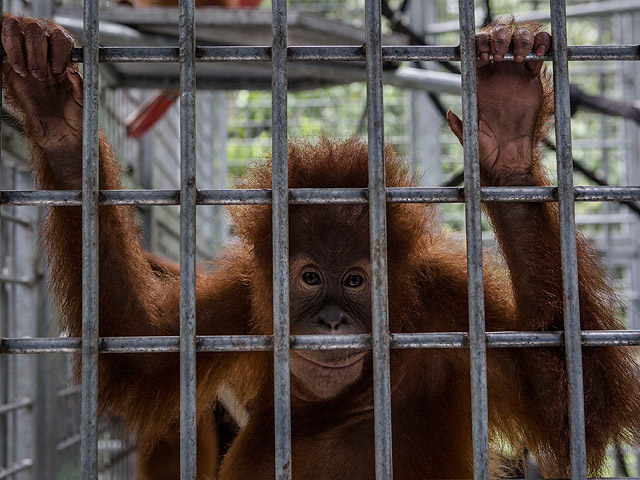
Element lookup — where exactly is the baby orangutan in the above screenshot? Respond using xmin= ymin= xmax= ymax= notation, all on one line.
xmin=2 ymin=13 xmax=639 ymax=479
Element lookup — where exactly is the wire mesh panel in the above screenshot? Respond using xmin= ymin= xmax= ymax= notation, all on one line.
xmin=0 ymin=161 xmax=37 ymax=480
xmin=0 ymin=0 xmax=640 ymax=478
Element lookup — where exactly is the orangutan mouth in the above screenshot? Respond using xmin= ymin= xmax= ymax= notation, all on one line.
xmin=293 ymin=351 xmax=367 ymax=369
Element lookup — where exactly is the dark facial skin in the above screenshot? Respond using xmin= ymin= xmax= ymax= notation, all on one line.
xmin=289 ymin=253 xmax=371 ymax=401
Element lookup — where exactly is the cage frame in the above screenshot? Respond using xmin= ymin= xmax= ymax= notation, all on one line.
xmin=0 ymin=0 xmax=640 ymax=478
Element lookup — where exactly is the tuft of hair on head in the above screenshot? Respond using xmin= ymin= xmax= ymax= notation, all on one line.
xmin=228 ymin=136 xmax=439 ymax=262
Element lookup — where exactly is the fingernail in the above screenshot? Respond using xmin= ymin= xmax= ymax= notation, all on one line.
xmin=514 ymin=54 xmax=523 ymax=62
xmin=536 ymin=46 xmax=545 ymax=56
xmin=494 ymin=54 xmax=503 ymax=61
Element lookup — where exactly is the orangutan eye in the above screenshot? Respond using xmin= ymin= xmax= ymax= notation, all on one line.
xmin=344 ymin=274 xmax=363 ymax=288
xmin=302 ymin=271 xmax=321 ymax=285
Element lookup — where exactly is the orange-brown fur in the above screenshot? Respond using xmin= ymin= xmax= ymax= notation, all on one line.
xmin=137 ymin=414 xmax=218 ymax=480
xmin=20 ymin=132 xmax=640 ymax=477
xmin=3 ymin=14 xmax=640 ymax=478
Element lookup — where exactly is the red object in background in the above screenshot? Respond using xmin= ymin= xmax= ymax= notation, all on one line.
xmin=125 ymin=89 xmax=180 ymax=138
xmin=124 ymin=0 xmax=263 ymax=137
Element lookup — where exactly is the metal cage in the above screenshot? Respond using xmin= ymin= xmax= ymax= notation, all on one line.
xmin=1 ymin=0 xmax=640 ymax=479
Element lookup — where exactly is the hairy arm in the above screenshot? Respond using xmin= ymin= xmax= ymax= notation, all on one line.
xmin=445 ymin=20 xmax=640 ymax=476
xmin=2 ymin=14 xmax=256 ymax=445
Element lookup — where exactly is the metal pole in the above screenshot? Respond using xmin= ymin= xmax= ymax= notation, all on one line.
xmin=13 ymin=172 xmax=37 ymax=480
xmin=271 ymin=0 xmax=292 ymax=476
xmin=54 ymin=45 xmax=640 ymax=63
xmin=365 ymin=0 xmax=393 ymax=478
xmin=80 ymin=0 xmax=101 ymax=474
xmin=179 ymin=0 xmax=198 ymax=474
xmin=550 ymin=0 xmax=587 ymax=477
xmin=7 ymin=185 xmax=640 ymax=207
xmin=213 ymin=91 xmax=229 ymax=248
xmin=458 ymin=0 xmax=490 ymax=478
xmin=5 ymin=329 xmax=640 ymax=353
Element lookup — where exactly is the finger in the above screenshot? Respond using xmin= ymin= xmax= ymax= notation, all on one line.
xmin=446 ymin=110 xmax=463 ymax=145
xmin=533 ymin=31 xmax=551 ymax=57
xmin=490 ymin=24 xmax=512 ymax=62
xmin=2 ymin=16 xmax=29 ymax=77
xmin=513 ymin=27 xmax=534 ymax=63
xmin=22 ymin=19 xmax=49 ymax=80
xmin=529 ymin=31 xmax=551 ymax=74
xmin=49 ymin=28 xmax=74 ymax=74
xmin=476 ymin=32 xmax=491 ymax=63
xmin=66 ymin=67 xmax=84 ymax=106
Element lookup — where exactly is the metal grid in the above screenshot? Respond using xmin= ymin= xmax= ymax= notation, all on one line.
xmin=0 ymin=141 xmax=137 ymax=480
xmin=0 ymin=0 xmax=639 ymax=479
xmin=422 ymin=7 xmax=640 ymax=337
xmin=0 ymin=155 xmax=38 ymax=480
xmin=1 ymin=74 xmax=225 ymax=480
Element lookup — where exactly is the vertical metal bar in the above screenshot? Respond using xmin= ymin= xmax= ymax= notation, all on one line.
xmin=179 ymin=0 xmax=198 ymax=474
xmin=0 ymin=10 xmax=7 ymax=471
xmin=213 ymin=92 xmax=229 ymax=248
xmin=2 ymin=171 xmax=14 ymax=476
xmin=0 ymin=8 xmax=3 ymax=440
xmin=0 ymin=170 xmax=8 ymax=478
xmin=140 ymin=136 xmax=154 ymax=250
xmin=271 ymin=0 xmax=291 ymax=477
xmin=550 ymin=0 xmax=587 ymax=477
xmin=35 ymin=270 xmax=57 ymax=480
xmin=365 ymin=0 xmax=393 ymax=478
xmin=0 ymin=0 xmax=2 ymax=182
xmin=622 ymin=12 xmax=640 ymax=331
xmin=14 ymin=172 xmax=36 ymax=480
xmin=80 ymin=0 xmax=100 ymax=475
xmin=458 ymin=1 xmax=490 ymax=478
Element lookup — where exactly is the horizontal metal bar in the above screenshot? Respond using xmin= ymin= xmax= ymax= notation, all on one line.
xmin=56 ymin=422 xmax=111 ymax=452
xmin=3 ymin=186 xmax=640 ymax=206
xmin=0 ymin=274 xmax=35 ymax=285
xmin=566 ymin=45 xmax=640 ymax=61
xmin=59 ymin=45 xmax=640 ymax=63
xmin=390 ymin=45 xmax=640 ymax=62
xmin=98 ymin=445 xmax=136 ymax=473
xmin=1 ymin=337 xmax=82 ymax=353
xmin=2 ymin=331 xmax=640 ymax=354
xmin=57 ymin=386 xmax=81 ymax=398
xmin=0 ymin=460 xmax=33 ymax=480
xmin=1 ymin=190 xmax=82 ymax=205
xmin=0 ymin=212 xmax=32 ymax=227
xmin=0 ymin=397 xmax=32 ymax=415
xmin=57 ymin=432 xmax=82 ymax=452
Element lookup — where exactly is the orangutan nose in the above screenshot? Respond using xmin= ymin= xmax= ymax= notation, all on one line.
xmin=313 ymin=305 xmax=350 ymax=331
